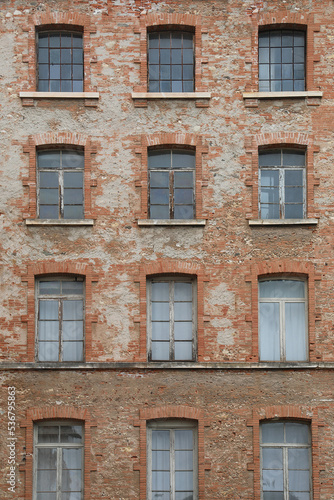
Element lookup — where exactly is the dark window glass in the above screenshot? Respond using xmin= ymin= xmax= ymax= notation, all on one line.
xmin=148 ymin=149 xmax=195 ymax=220
xmin=37 ymin=32 xmax=83 ymax=92
xmin=37 ymin=149 xmax=84 ymax=220
xmin=259 ymin=149 xmax=305 ymax=219
xmin=148 ymin=31 xmax=194 ymax=92
xmin=259 ymin=30 xmax=305 ymax=91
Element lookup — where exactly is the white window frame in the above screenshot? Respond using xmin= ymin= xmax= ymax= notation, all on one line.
xmin=147 ymin=419 xmax=198 ymax=500
xmin=147 ymin=277 xmax=197 ymax=361
xmin=35 ymin=276 xmax=85 ymax=362
xmin=33 ymin=421 xmax=84 ymax=500
xmin=258 ymin=148 xmax=306 ymax=220
xmin=258 ymin=278 xmax=308 ymax=362
xmin=260 ymin=421 xmax=312 ymax=500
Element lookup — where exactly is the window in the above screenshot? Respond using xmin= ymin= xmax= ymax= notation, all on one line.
xmin=261 ymin=421 xmax=311 ymax=500
xmin=259 ymin=279 xmax=307 ymax=362
xmin=259 ymin=149 xmax=306 ymax=219
xmin=36 ymin=277 xmax=84 ymax=362
xmin=148 ymin=149 xmax=195 ymax=220
xmin=259 ymin=29 xmax=305 ymax=91
xmin=37 ymin=31 xmax=84 ymax=92
xmin=34 ymin=422 xmax=83 ymax=500
xmin=37 ymin=149 xmax=84 ymax=219
xmin=148 ymin=31 xmax=194 ymax=92
xmin=147 ymin=278 xmax=196 ymax=361
xmin=147 ymin=420 xmax=197 ymax=500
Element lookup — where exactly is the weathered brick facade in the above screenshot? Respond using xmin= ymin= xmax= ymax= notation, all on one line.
xmin=1 ymin=0 xmax=334 ymax=498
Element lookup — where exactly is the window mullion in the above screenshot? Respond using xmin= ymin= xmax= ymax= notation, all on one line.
xmin=57 ymin=446 xmax=62 ymax=500
xmin=281 ymin=299 xmax=285 ymax=361
xmin=283 ymin=446 xmax=289 ymax=500
xmin=170 ymin=429 xmax=175 ymax=500
xmin=59 ymin=299 xmax=63 ymax=362
xmin=279 ymin=167 xmax=284 ymax=219
xmin=170 ymin=281 xmax=174 ymax=360
xmin=59 ymin=169 xmax=64 ymax=219
xmin=170 ymin=170 xmax=174 ymax=219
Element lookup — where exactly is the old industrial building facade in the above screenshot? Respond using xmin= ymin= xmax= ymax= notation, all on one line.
xmin=1 ymin=0 xmax=334 ymax=498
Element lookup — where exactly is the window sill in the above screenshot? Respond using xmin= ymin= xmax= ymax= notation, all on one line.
xmin=25 ymin=219 xmax=95 ymax=226
xmin=248 ymin=219 xmax=318 ymax=226
xmin=138 ymin=219 xmax=206 ymax=226
xmin=243 ymin=91 xmax=323 ymax=99
xmin=132 ymin=92 xmax=211 ymax=99
xmin=19 ymin=91 xmax=99 ymax=99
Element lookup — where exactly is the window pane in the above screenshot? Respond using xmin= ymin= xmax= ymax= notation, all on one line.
xmin=288 ymin=494 xmax=310 ymax=500
xmin=152 ymin=302 xmax=170 ymax=321
xmin=175 ymin=471 xmax=193 ymax=491
xmin=60 ymin=425 xmax=82 ymax=443
xmin=150 ymin=188 xmax=169 ymax=205
xmin=150 ymin=171 xmax=170 ymax=186
xmin=259 ymin=280 xmax=304 ymax=299
xmin=285 ymin=423 xmax=309 ymax=444
xmin=175 ymin=450 xmax=193 ymax=470
xmin=63 ymin=321 xmax=84 ymax=340
xmin=259 ymin=152 xmax=281 ymax=167
xmin=40 ymin=188 xmax=59 ymax=205
xmin=37 ymin=448 xmax=57 ymax=469
xmin=174 ymin=341 xmax=193 ymax=360
xmin=62 ymin=281 xmax=84 ymax=295
xmin=39 ymin=281 xmax=61 ymax=295
xmin=173 ymin=152 xmax=195 ymax=169
xmin=64 ymin=206 xmax=84 ymax=219
xmin=61 ymin=468 xmax=82 ymax=492
xmin=262 ymin=423 xmax=284 ymax=444
xmin=63 ymin=343 xmax=83 ymax=365
xmin=150 ymin=205 xmax=170 ymax=219
xmin=38 ymin=321 xmax=59 ymax=341
xmin=152 ymin=282 xmax=170 ymax=301
xmin=261 ymin=170 xmax=279 ymax=187
xmin=259 ymin=302 xmax=280 ymax=361
xmin=152 ymin=322 xmax=170 ymax=341
xmin=262 ymin=448 xmax=283 ymax=469
xmin=39 ymin=300 xmax=59 ymax=320
xmin=63 ymin=448 xmax=82 ymax=469
xmin=64 ymin=188 xmax=83 ymax=205
xmin=285 ymin=302 xmax=307 ymax=361
xmin=151 ymin=342 xmax=170 ymax=360
xmin=37 ymin=470 xmax=57 ymax=492
xmin=174 ymin=302 xmax=192 ymax=321
xmin=285 ymin=170 xmax=303 ymax=185
xmin=38 ymin=426 xmax=59 ymax=443
xmin=285 ymin=204 xmax=304 ymax=219
xmin=175 ymin=494 xmax=193 ymax=500
xmin=152 ymin=450 xmax=170 ymax=470
xmin=174 ymin=322 xmax=193 ymax=341
xmin=175 ymin=429 xmax=193 ymax=450
xmin=262 ymin=469 xmax=284 ymax=491
xmin=288 ymin=470 xmax=310 ymax=491
xmin=152 ymin=471 xmax=170 ymax=491
xmin=152 ymin=430 xmax=170 ymax=450
xmin=263 ymin=493 xmax=284 ymax=500
xmin=38 ymin=342 xmax=59 ymax=361
xmin=63 ymin=300 xmax=84 ymax=320
xmin=174 ymin=172 xmax=193 ymax=188
xmin=39 ymin=172 xmax=59 ymax=188
xmin=64 ymin=172 xmax=83 ymax=188
xmin=174 ymin=205 xmax=194 ymax=219
xmin=288 ymin=448 xmax=310 ymax=469
xmin=174 ymin=282 xmax=192 ymax=301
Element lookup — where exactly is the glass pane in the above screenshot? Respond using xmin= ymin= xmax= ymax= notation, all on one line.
xmin=152 ymin=322 xmax=170 ymax=341
xmin=152 ymin=493 xmax=170 ymax=500
xmin=40 ymin=188 xmax=59 ymax=205
xmin=260 ymin=203 xmax=280 ymax=220
xmin=152 ymin=302 xmax=170 ymax=321
xmin=61 ymin=48 xmax=71 ymax=64
xmin=175 ymin=493 xmax=193 ymax=500
xmin=63 ymin=448 xmax=82 ymax=469
xmin=152 ymin=450 xmax=170 ymax=470
xmin=263 ymin=493 xmax=284 ymax=500
xmin=62 ymin=493 xmax=82 ymax=500
xmin=37 ymin=448 xmax=57 ymax=469
xmin=260 ymin=170 xmax=279 ymax=187
xmin=39 ymin=172 xmax=59 ymax=188
xmin=259 ymin=64 xmax=270 ymax=80
xmin=64 ymin=172 xmax=83 ymax=188
xmin=261 ymin=423 xmax=284 ymax=444
xmin=175 ymin=429 xmax=193 ymax=450
xmin=62 ymin=281 xmax=84 ymax=295
xmin=262 ymin=469 xmax=284 ymax=491
xmin=38 ymin=321 xmax=59 ymax=341
xmin=38 ymin=33 xmax=49 ymax=47
xmin=259 ymin=302 xmax=280 ymax=361
xmin=64 ymin=188 xmax=83 ymax=205
xmin=259 ymin=48 xmax=269 ymax=64
xmin=175 ymin=189 xmax=193 ymax=204
xmin=73 ymin=49 xmax=83 ymax=64
xmin=149 ymin=49 xmax=159 ymax=64
xmin=285 ymin=204 xmax=304 ymax=219
xmin=175 ymin=341 xmax=193 ymax=360
xmin=63 ymin=300 xmax=83 ymax=320
xmin=50 ymin=65 xmax=60 ymax=79
xmin=173 ymin=152 xmax=195 ymax=169
xmin=62 ymin=151 xmax=84 ymax=169
xmin=150 ymin=171 xmax=170 ymax=188
xmin=175 ymin=450 xmax=193 ymax=470
xmin=38 ymin=342 xmax=59 ymax=361
xmin=150 ymin=188 xmax=169 ymax=205
xmin=150 ymin=205 xmax=170 ymax=219
xmin=285 ymin=170 xmax=303 ymax=185
xmin=151 ymin=341 xmax=170 ymax=360
xmin=39 ymin=205 xmax=59 ymax=219
xmin=39 ymin=300 xmax=58 ymax=320
xmin=285 ymin=302 xmax=306 ymax=361
xmin=60 ymin=425 xmax=82 ymax=443
xmin=289 ymin=494 xmax=309 ymax=500
xmin=174 ymin=205 xmax=194 ymax=219
xmin=259 ymin=280 xmax=304 ymax=298
xmin=63 ymin=321 xmax=84 ymax=340
xmin=270 ymin=47 xmax=281 ymax=63
xmin=152 ymin=430 xmax=170 ymax=450
xmin=38 ymin=426 xmax=59 ymax=443
xmin=183 ymin=33 xmax=193 ymax=48
xmin=285 ymin=423 xmax=309 ymax=444
xmin=175 ymin=471 xmax=193 ymax=490
xmin=63 ymin=341 xmax=84 ymax=361
xmin=72 ymin=34 xmax=83 ymax=48
xmin=288 ymin=448 xmax=310 ymax=469
xmin=259 ymin=32 xmax=269 ymax=47
xmin=64 ymin=206 xmax=84 ymax=219
xmin=50 ymin=49 xmax=60 ymax=64
xmin=152 ymin=282 xmax=169 ymax=301
xmin=149 ymin=151 xmax=171 ymax=169
xmin=259 ymin=152 xmax=281 ymax=167
xmin=39 ymin=281 xmax=61 ymax=295
xmin=62 ymin=469 xmax=82 ymax=491
xmin=152 ymin=471 xmax=170 ymax=491
xmin=49 ymin=34 xmax=60 ymax=47
xmin=73 ymin=65 xmax=83 ymax=80
xmin=39 ymin=64 xmax=49 ymax=79
xmin=50 ymin=80 xmax=61 ymax=91
xmin=260 ymin=186 xmax=279 ymax=204
xmin=160 ymin=65 xmax=170 ymax=79
xmin=282 ymin=64 xmax=293 ymax=80
xmin=174 ymin=172 xmax=194 ymax=189
xmin=174 ymin=322 xmax=193 ymax=341
xmin=289 ymin=470 xmax=310 ymax=491
xmin=37 ymin=470 xmax=57 ymax=491
xmin=174 ymin=302 xmax=192 ymax=321
xmin=183 ymin=49 xmax=193 ymax=64
xmin=282 ymin=48 xmax=293 ymax=63
xmin=262 ymin=448 xmax=283 ymax=469
xmin=174 ymin=282 xmax=192 ymax=301
xmin=285 ymin=187 xmax=303 ymax=203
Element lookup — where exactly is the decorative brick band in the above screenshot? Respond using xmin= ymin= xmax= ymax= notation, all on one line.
xmin=133 ymin=12 xmax=207 ymax=94
xmin=134 ymin=260 xmax=209 ymax=362
xmin=21 ymin=260 xmax=99 ymax=362
xmin=247 ymin=11 xmax=320 ymax=92
xmin=246 ymin=405 xmax=324 ymax=500
xmin=135 ymin=132 xmax=208 ymax=220
xmin=245 ymin=132 xmax=320 ymax=220
xmin=245 ymin=260 xmax=322 ymax=362
xmin=133 ymin=405 xmax=210 ymax=500
xmin=20 ymin=406 xmax=96 ymax=500
xmin=22 ymin=11 xmax=96 ymax=93
xmin=22 ymin=132 xmax=97 ymax=220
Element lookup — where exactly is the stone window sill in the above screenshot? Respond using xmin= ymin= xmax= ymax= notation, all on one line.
xmin=25 ymin=219 xmax=95 ymax=226
xmin=138 ymin=219 xmax=206 ymax=226
xmin=132 ymin=92 xmax=211 ymax=100
xmin=243 ymin=91 xmax=323 ymax=99
xmin=19 ymin=91 xmax=99 ymax=99
xmin=248 ymin=218 xmax=318 ymax=226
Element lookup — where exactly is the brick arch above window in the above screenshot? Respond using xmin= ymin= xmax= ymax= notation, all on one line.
xmin=20 ymin=11 xmax=98 ymax=106
xmin=135 ymin=133 xmax=208 ymax=223
xmin=20 ymin=406 xmax=96 ymax=500
xmin=21 ymin=260 xmax=99 ymax=362
xmin=134 ymin=260 xmax=209 ymax=362
xmin=246 ymin=405 xmax=324 ymax=500
xmin=245 ymin=132 xmax=320 ymax=222
xmin=22 ymin=132 xmax=97 ymax=222
xmin=133 ymin=405 xmax=210 ymax=500
xmin=244 ymin=260 xmax=322 ymax=362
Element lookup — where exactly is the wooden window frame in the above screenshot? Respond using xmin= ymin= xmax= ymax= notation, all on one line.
xmin=35 ymin=276 xmax=85 ymax=363
xmin=33 ymin=421 xmax=84 ymax=500
xmin=147 ymin=419 xmax=198 ymax=500
xmin=147 ymin=277 xmax=197 ymax=362
xmin=258 ymin=278 xmax=308 ymax=362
